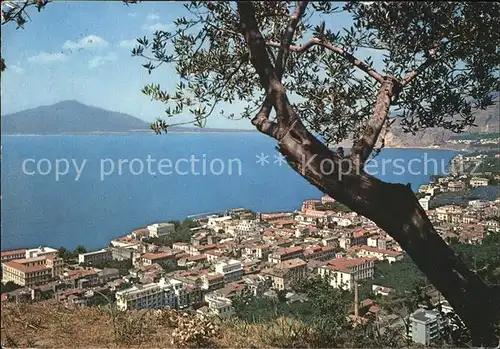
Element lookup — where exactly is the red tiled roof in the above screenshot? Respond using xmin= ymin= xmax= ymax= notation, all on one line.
xmin=351 ymin=245 xmax=402 ymax=257
xmin=323 ymin=257 xmax=376 ymax=273
xmin=273 ymin=246 xmax=303 ymax=256
xmin=65 ymin=269 xmax=98 ymax=278
xmin=0 ymin=249 xmax=26 ymax=257
xmin=4 ymin=261 xmax=51 ymax=274
xmin=141 ymin=252 xmax=172 ymax=260
xmin=187 ymin=254 xmax=207 ymax=262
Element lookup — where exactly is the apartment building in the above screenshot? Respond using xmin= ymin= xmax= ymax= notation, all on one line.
xmin=318 ymin=257 xmax=375 ymax=291
xmin=235 ymin=220 xmax=258 ymax=234
xmin=268 ymin=246 xmax=304 ymax=264
xmin=448 ymin=181 xmax=466 ymax=192
xmin=139 ymin=252 xmax=176 ymax=266
xmin=78 ymin=249 xmax=112 ymax=265
xmin=339 ymin=230 xmax=368 ymax=249
xmin=303 ymin=245 xmax=337 ymax=261
xmin=203 ymin=293 xmax=234 ymax=319
xmin=349 ymin=245 xmax=404 ymax=264
xmin=244 ymin=244 xmax=270 ymax=260
xmin=408 ymin=308 xmax=442 ymax=345
xmin=110 ymin=246 xmax=140 ymax=261
xmin=147 ymin=222 xmax=176 ymax=238
xmin=215 ymin=260 xmax=243 ymax=283
xmin=0 ymin=249 xmax=27 ymax=263
xmin=436 ymin=205 xmax=463 ymax=223
xmin=262 ymin=258 xmax=307 ymax=291
xmin=201 ymin=273 xmax=225 ymax=291
xmin=2 ymin=255 xmax=64 ymax=287
xmin=116 ymin=280 xmax=176 ymax=310
xmin=470 ymin=177 xmax=489 ymax=187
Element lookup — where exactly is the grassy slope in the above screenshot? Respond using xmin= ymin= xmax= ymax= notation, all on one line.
xmin=0 ymin=301 xmax=282 ymax=348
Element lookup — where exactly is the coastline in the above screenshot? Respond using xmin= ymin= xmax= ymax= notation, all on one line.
xmin=1 ymin=132 xmax=465 ymax=151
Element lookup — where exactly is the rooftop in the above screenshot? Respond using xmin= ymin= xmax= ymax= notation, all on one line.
xmin=141 ymin=252 xmax=172 ymax=260
xmin=0 ymin=248 xmax=27 ymax=257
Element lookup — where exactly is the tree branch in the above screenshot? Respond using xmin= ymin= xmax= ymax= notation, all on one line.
xmin=239 ymin=1 xmax=307 ymax=131
xmin=275 ymin=1 xmax=309 ymax=80
xmin=400 ymin=57 xmax=436 ymax=87
xmin=401 ymin=36 xmax=460 ymax=86
xmin=350 ymin=77 xmax=400 ymax=168
xmin=266 ymin=38 xmax=385 ymax=84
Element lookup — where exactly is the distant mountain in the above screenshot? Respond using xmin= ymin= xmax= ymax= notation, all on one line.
xmin=0 ymin=101 xmax=258 ymax=135
xmin=384 ymin=103 xmax=500 ymax=148
xmin=1 ymin=100 xmax=150 ymax=134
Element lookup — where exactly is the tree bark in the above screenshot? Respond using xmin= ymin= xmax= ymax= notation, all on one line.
xmin=276 ymin=118 xmax=499 ymax=347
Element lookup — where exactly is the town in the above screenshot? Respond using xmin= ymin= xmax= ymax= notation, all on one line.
xmin=1 ymin=171 xmax=499 ymax=346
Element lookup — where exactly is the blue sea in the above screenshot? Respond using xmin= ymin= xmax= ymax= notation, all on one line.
xmin=1 ymin=134 xmax=457 ymax=251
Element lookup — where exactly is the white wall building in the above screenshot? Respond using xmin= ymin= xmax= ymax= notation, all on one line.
xmin=78 ymin=249 xmax=112 ymax=265
xmin=204 ymin=293 xmax=234 ymax=319
xmin=25 ymin=246 xmax=58 ymax=259
xmin=147 ymin=223 xmax=176 ymax=238
xmin=214 ymin=259 xmax=243 ymax=283
xmin=419 ymin=196 xmax=431 ymax=211
xmin=235 ymin=220 xmax=258 ymax=234
xmin=116 ymin=278 xmax=179 ymax=310
xmin=408 ymin=308 xmax=442 ymax=345
xmin=207 ymin=216 xmax=233 ymax=231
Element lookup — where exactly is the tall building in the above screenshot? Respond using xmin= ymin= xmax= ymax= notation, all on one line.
xmin=408 ymin=308 xmax=442 ymax=345
xmin=214 ymin=260 xmax=243 ymax=284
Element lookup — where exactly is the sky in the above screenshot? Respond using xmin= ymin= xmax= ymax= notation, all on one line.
xmin=1 ymin=1 xmax=370 ymax=129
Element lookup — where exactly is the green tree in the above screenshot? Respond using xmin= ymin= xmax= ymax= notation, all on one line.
xmin=0 ymin=281 xmax=22 ymax=293
xmin=74 ymin=245 xmax=87 ymax=256
xmin=57 ymin=246 xmax=73 ymax=261
xmin=133 ymin=2 xmax=500 ymax=344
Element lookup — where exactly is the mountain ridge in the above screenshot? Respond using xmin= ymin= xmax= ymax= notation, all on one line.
xmin=0 ymin=100 xmax=256 ymax=135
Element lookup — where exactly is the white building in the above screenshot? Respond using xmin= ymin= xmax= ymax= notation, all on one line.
xmin=214 ymin=259 xmax=243 ymax=283
xmin=147 ymin=223 xmax=176 ymax=238
xmin=468 ymin=200 xmax=489 ymax=209
xmin=25 ymin=246 xmax=58 ymax=259
xmin=78 ymin=249 xmax=112 ymax=265
xmin=470 ymin=177 xmax=489 ymax=188
xmin=408 ymin=308 xmax=442 ymax=345
xmin=349 ymin=245 xmax=404 ymax=264
xmin=235 ymin=220 xmax=258 ymax=234
xmin=203 ymin=293 xmax=234 ymax=319
xmin=115 ymin=278 xmax=177 ymax=310
xmin=207 ymin=216 xmax=232 ymax=230
xmin=418 ymin=196 xmax=431 ymax=211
